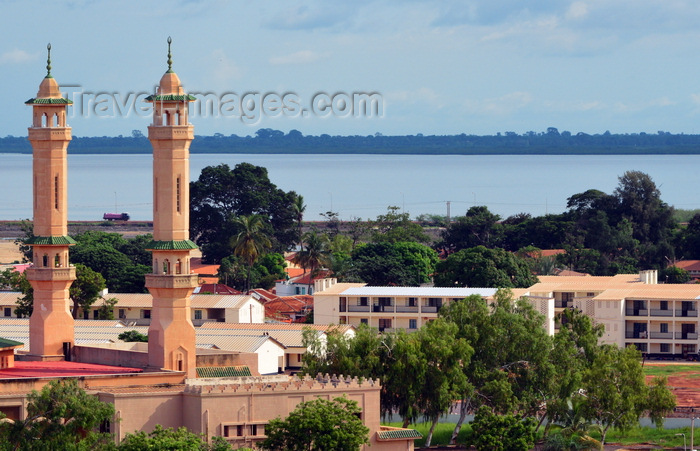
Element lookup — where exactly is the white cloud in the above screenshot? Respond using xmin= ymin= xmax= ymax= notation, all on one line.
xmin=0 ymin=49 xmax=35 ymax=65
xmin=269 ymin=50 xmax=330 ymax=65
xmin=565 ymin=1 xmax=589 ymax=20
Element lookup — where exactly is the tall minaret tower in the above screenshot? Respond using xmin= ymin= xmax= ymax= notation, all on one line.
xmin=24 ymin=44 xmax=77 ymax=361
xmin=145 ymin=38 xmax=199 ymax=378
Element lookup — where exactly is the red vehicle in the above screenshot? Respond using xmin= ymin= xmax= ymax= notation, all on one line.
xmin=103 ymin=212 xmax=130 ymax=221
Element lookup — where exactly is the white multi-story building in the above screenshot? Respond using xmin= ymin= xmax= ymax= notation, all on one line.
xmin=314 ymin=270 xmax=700 ymax=358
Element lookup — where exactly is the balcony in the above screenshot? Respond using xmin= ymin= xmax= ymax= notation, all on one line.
xmin=625 ymin=331 xmax=648 ymax=339
xmin=649 ymin=332 xmax=673 ymax=340
xmin=373 ymin=305 xmax=395 ymax=313
xmin=676 ymin=309 xmax=698 ymax=318
xmin=348 ymin=305 xmax=370 ymax=312
xmin=421 ymin=306 xmax=439 ymax=313
xmin=649 ymin=309 xmax=673 ymax=317
xmin=675 ymin=332 xmax=698 ymax=340
xmin=396 ymin=306 xmax=419 ymax=313
xmin=625 ymin=309 xmax=648 ymax=317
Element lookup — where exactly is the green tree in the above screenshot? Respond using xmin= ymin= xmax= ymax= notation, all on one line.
xmin=293 ymin=231 xmax=331 ymax=293
xmin=371 ymin=206 xmax=431 ymax=244
xmin=659 ymin=266 xmax=691 ymax=284
xmin=293 ymin=194 xmax=306 ymax=251
xmin=579 ymin=345 xmax=674 ymax=444
xmin=439 ymin=290 xmax=552 ymax=444
xmin=440 ymin=205 xmax=503 ymax=252
xmin=351 ymin=241 xmax=438 ymax=286
xmin=71 ymin=231 xmax=151 ymax=293
xmin=118 ymin=425 xmax=231 ymax=451
xmin=97 ymin=297 xmax=118 ymax=320
xmin=0 ymin=379 xmax=115 ymax=451
xmin=259 ymin=397 xmax=369 ymax=451
xmin=231 ymin=215 xmax=272 ymax=293
xmin=118 ymin=330 xmax=148 ymax=342
xmin=434 ymin=246 xmax=538 ymax=288
xmin=416 ymin=319 xmax=472 ymax=446
xmin=70 ymin=264 xmax=106 ymax=319
xmin=190 ymin=163 xmax=298 ymax=263
xmin=469 ymin=406 xmax=536 ymax=451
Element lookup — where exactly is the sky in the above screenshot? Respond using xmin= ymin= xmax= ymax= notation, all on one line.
xmin=2 ymin=0 xmax=700 ymax=138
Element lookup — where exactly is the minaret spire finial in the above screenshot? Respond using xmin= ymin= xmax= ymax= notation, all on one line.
xmin=46 ymin=43 xmax=52 ymax=78
xmin=167 ymin=36 xmax=173 ymax=73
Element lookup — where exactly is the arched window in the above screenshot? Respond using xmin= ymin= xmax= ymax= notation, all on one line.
xmin=154 ymin=259 xmax=159 ymax=274
xmin=43 ymin=254 xmax=49 ymax=267
xmin=175 ymin=259 xmax=181 ymax=275
xmin=54 ymin=254 xmax=61 ymax=267
xmin=163 ymin=259 xmax=170 ymax=274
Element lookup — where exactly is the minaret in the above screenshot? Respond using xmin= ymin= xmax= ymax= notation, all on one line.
xmin=145 ymin=37 xmax=199 ymax=378
xmin=24 ymin=44 xmax=77 ymax=361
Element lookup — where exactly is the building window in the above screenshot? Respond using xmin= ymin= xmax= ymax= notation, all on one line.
xmin=407 ymin=297 xmax=417 ymax=307
xmin=176 ymin=176 xmax=181 ymax=213
xmin=378 ymin=297 xmax=392 ymax=307
xmin=194 ymin=310 xmax=202 ymax=320
xmin=54 ymin=176 xmax=59 ymax=210
xmin=358 ymin=297 xmax=368 ymax=306
xmin=3 ymin=308 xmax=11 ymax=317
xmin=93 ymin=310 xmax=99 ymax=319
xmin=660 ymin=300 xmax=668 ymax=310
xmin=118 ymin=309 xmax=126 ymax=319
xmin=660 ymin=343 xmax=670 ymax=353
xmin=378 ymin=318 xmax=392 ymax=331
xmin=660 ymin=323 xmax=668 ymax=333
xmin=142 ymin=309 xmax=151 ymax=319
xmin=409 ymin=319 xmax=417 ymax=329
xmin=360 ymin=318 xmax=368 ymax=325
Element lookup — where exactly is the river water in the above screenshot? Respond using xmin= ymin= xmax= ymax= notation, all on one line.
xmin=1 ymin=153 xmax=699 ymax=221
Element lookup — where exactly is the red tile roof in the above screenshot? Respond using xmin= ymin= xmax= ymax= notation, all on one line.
xmin=673 ymin=260 xmax=700 ymax=272
xmin=196 ymin=284 xmax=242 ymax=295
xmin=0 ymin=360 xmax=143 ymax=379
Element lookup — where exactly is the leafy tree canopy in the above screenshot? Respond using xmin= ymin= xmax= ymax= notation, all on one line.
xmin=118 ymin=425 xmax=232 ymax=451
xmin=434 ymin=246 xmax=538 ymax=288
xmin=351 ymin=241 xmax=438 ymax=286
xmin=190 ymin=163 xmax=299 ymax=263
xmin=0 ymin=379 xmax=115 ymax=451
xmin=259 ymin=397 xmax=369 ymax=451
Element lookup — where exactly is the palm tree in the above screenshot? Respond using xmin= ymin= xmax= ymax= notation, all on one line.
xmin=293 ymin=231 xmax=330 ymax=295
xmin=293 ymin=195 xmax=306 ymax=251
xmin=231 ymin=214 xmax=272 ymax=293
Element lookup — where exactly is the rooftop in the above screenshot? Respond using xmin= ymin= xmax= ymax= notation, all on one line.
xmin=0 ymin=360 xmax=142 ymax=379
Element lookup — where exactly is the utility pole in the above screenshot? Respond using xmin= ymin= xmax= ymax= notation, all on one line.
xmin=446 ymin=201 xmax=451 ymax=224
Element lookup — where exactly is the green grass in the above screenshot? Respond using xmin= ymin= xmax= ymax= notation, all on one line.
xmin=383 ymin=421 xmax=693 ymax=449
xmin=382 ymin=421 xmax=471 ymax=447
xmin=597 ymin=426 xmax=691 ymax=448
xmin=643 ymin=363 xmax=700 ymax=377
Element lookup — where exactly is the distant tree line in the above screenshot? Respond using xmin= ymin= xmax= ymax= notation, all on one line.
xmin=5 ymin=128 xmax=700 ymax=154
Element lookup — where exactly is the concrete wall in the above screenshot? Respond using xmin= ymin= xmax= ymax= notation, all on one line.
xmin=74 ymin=344 xmax=149 ymax=368
xmin=195 ymin=351 xmax=259 ymax=375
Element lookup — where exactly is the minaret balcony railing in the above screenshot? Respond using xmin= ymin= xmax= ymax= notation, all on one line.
xmin=148 ymin=126 xmax=193 ymax=141
xmin=25 ymin=266 xmax=76 ymax=281
xmin=28 ymin=128 xmax=71 ymax=140
xmin=145 ymin=273 xmax=199 ymax=289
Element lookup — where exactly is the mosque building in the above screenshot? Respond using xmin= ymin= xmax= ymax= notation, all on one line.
xmin=0 ymin=41 xmax=418 ymax=450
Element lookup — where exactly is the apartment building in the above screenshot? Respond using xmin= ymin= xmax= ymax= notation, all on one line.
xmin=313 ymin=280 xmax=497 ymax=331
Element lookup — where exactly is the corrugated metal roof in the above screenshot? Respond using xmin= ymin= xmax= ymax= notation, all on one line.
xmin=341 ymin=286 xmax=498 ymax=297
xmin=197 ymin=366 xmax=252 ymax=378
xmin=377 ymin=428 xmax=422 ymax=440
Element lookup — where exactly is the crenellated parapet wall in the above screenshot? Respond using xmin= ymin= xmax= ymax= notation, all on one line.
xmin=184 ymin=373 xmax=379 ymax=394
